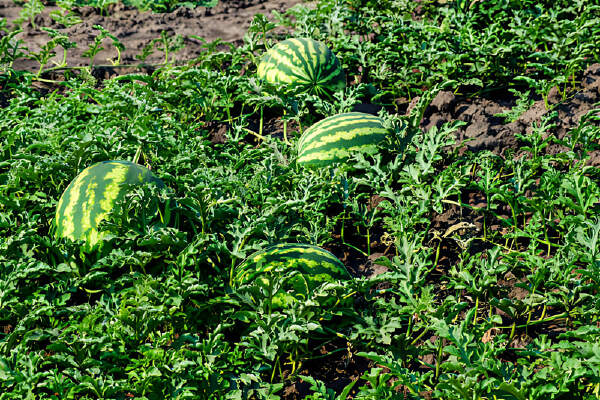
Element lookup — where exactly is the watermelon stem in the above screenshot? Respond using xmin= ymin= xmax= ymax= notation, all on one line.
xmin=340 ymin=210 xmax=346 ymax=243
xmin=406 ymin=312 xmax=413 ymax=338
xmin=226 ymin=105 xmax=232 ymax=126
xmin=473 ymin=296 xmax=479 ymax=326
xmin=270 ymin=355 xmax=281 ymax=383
xmin=435 ymin=338 xmax=443 ymax=380
xmin=132 ymin=145 xmax=142 ymax=164
xmin=322 ymin=326 xmax=350 ymax=341
xmin=282 ymin=109 xmax=289 ymax=145
xmin=342 ymin=241 xmax=367 ymax=257
xmin=289 ymin=352 xmax=296 ymax=374
xmin=229 ymin=259 xmax=235 ymax=287
xmin=410 ymin=327 xmax=430 ymax=346
xmin=259 ymin=107 xmax=264 ymax=139
xmin=244 ymin=128 xmax=266 ymax=141
xmin=525 ymin=306 xmax=533 ymax=333
xmin=539 ymin=304 xmax=547 ymax=321
xmin=433 ymin=241 xmax=441 ymax=268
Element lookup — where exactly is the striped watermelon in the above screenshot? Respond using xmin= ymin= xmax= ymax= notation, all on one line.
xmin=297 ymin=112 xmax=389 ymax=167
xmin=234 ymin=243 xmax=351 ymax=308
xmin=257 ymin=38 xmax=345 ymax=96
xmin=54 ymin=160 xmax=164 ymax=250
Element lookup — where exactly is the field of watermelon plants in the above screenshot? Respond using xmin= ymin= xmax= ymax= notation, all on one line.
xmin=2 ymin=0 xmax=600 ymax=398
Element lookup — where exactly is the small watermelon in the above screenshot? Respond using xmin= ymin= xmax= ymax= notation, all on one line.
xmin=297 ymin=112 xmax=389 ymax=167
xmin=234 ymin=243 xmax=351 ymax=308
xmin=257 ymin=38 xmax=345 ymax=96
xmin=54 ymin=160 xmax=164 ymax=250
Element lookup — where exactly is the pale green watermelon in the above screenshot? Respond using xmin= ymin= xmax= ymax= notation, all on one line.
xmin=54 ymin=160 xmax=164 ymax=250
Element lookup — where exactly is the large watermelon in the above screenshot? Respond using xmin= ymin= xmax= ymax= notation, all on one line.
xmin=234 ymin=243 xmax=351 ymax=308
xmin=54 ymin=160 xmax=164 ymax=250
xmin=257 ymin=38 xmax=345 ymax=96
xmin=297 ymin=112 xmax=389 ymax=167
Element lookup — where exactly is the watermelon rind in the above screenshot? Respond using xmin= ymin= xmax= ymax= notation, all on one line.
xmin=234 ymin=243 xmax=351 ymax=308
xmin=53 ymin=160 xmax=164 ymax=250
xmin=297 ymin=112 xmax=389 ymax=168
xmin=257 ymin=38 xmax=346 ymax=96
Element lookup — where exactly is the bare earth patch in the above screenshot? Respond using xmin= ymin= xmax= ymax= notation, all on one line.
xmin=2 ymin=0 xmax=304 ymax=70
xmin=414 ymin=63 xmax=600 ymax=164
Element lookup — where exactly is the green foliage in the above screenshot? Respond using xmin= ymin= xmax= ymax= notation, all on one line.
xmin=15 ymin=0 xmax=45 ymax=29
xmin=72 ymin=0 xmax=218 ymax=13
xmin=1 ymin=0 xmax=600 ymax=399
xmin=286 ymin=0 xmax=600 ymax=102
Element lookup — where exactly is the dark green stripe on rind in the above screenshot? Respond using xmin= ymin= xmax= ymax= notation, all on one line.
xmin=298 ymin=116 xmax=385 ymax=150
xmin=297 ymin=112 xmax=389 ymax=168
xmin=54 ymin=160 xmax=164 ymax=249
xmin=268 ymin=48 xmax=311 ymax=81
xmin=234 ymin=243 xmax=352 ymax=309
xmin=298 ymin=113 xmax=383 ymax=148
xmin=257 ymin=38 xmax=345 ymax=95
xmin=234 ymin=243 xmax=350 ymax=286
xmin=295 ymin=38 xmax=316 ymax=80
xmin=275 ymin=41 xmax=313 ymax=81
xmin=302 ymin=133 xmax=387 ymax=159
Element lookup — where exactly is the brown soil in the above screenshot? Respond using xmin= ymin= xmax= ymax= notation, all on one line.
xmin=2 ymin=0 xmax=304 ymax=71
xmin=281 ymin=341 xmax=372 ymax=399
xmin=397 ymin=66 xmax=600 ymax=296
xmin=411 ymin=63 xmax=600 ymax=164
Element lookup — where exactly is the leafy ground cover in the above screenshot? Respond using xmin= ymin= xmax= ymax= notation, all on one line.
xmin=1 ymin=0 xmax=600 ymax=399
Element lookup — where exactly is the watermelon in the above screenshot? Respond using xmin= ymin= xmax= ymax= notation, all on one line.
xmin=54 ymin=160 xmax=164 ymax=250
xmin=257 ymin=38 xmax=345 ymax=96
xmin=234 ymin=243 xmax=351 ymax=308
xmin=297 ymin=112 xmax=389 ymax=167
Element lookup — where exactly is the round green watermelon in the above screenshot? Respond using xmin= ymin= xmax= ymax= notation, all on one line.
xmin=54 ymin=160 xmax=164 ymax=250
xmin=297 ymin=112 xmax=389 ymax=168
xmin=257 ymin=38 xmax=346 ymax=96
xmin=234 ymin=243 xmax=351 ymax=308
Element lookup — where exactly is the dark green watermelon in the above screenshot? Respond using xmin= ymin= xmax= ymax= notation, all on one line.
xmin=257 ymin=38 xmax=346 ymax=96
xmin=297 ymin=112 xmax=389 ymax=167
xmin=234 ymin=243 xmax=351 ymax=308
